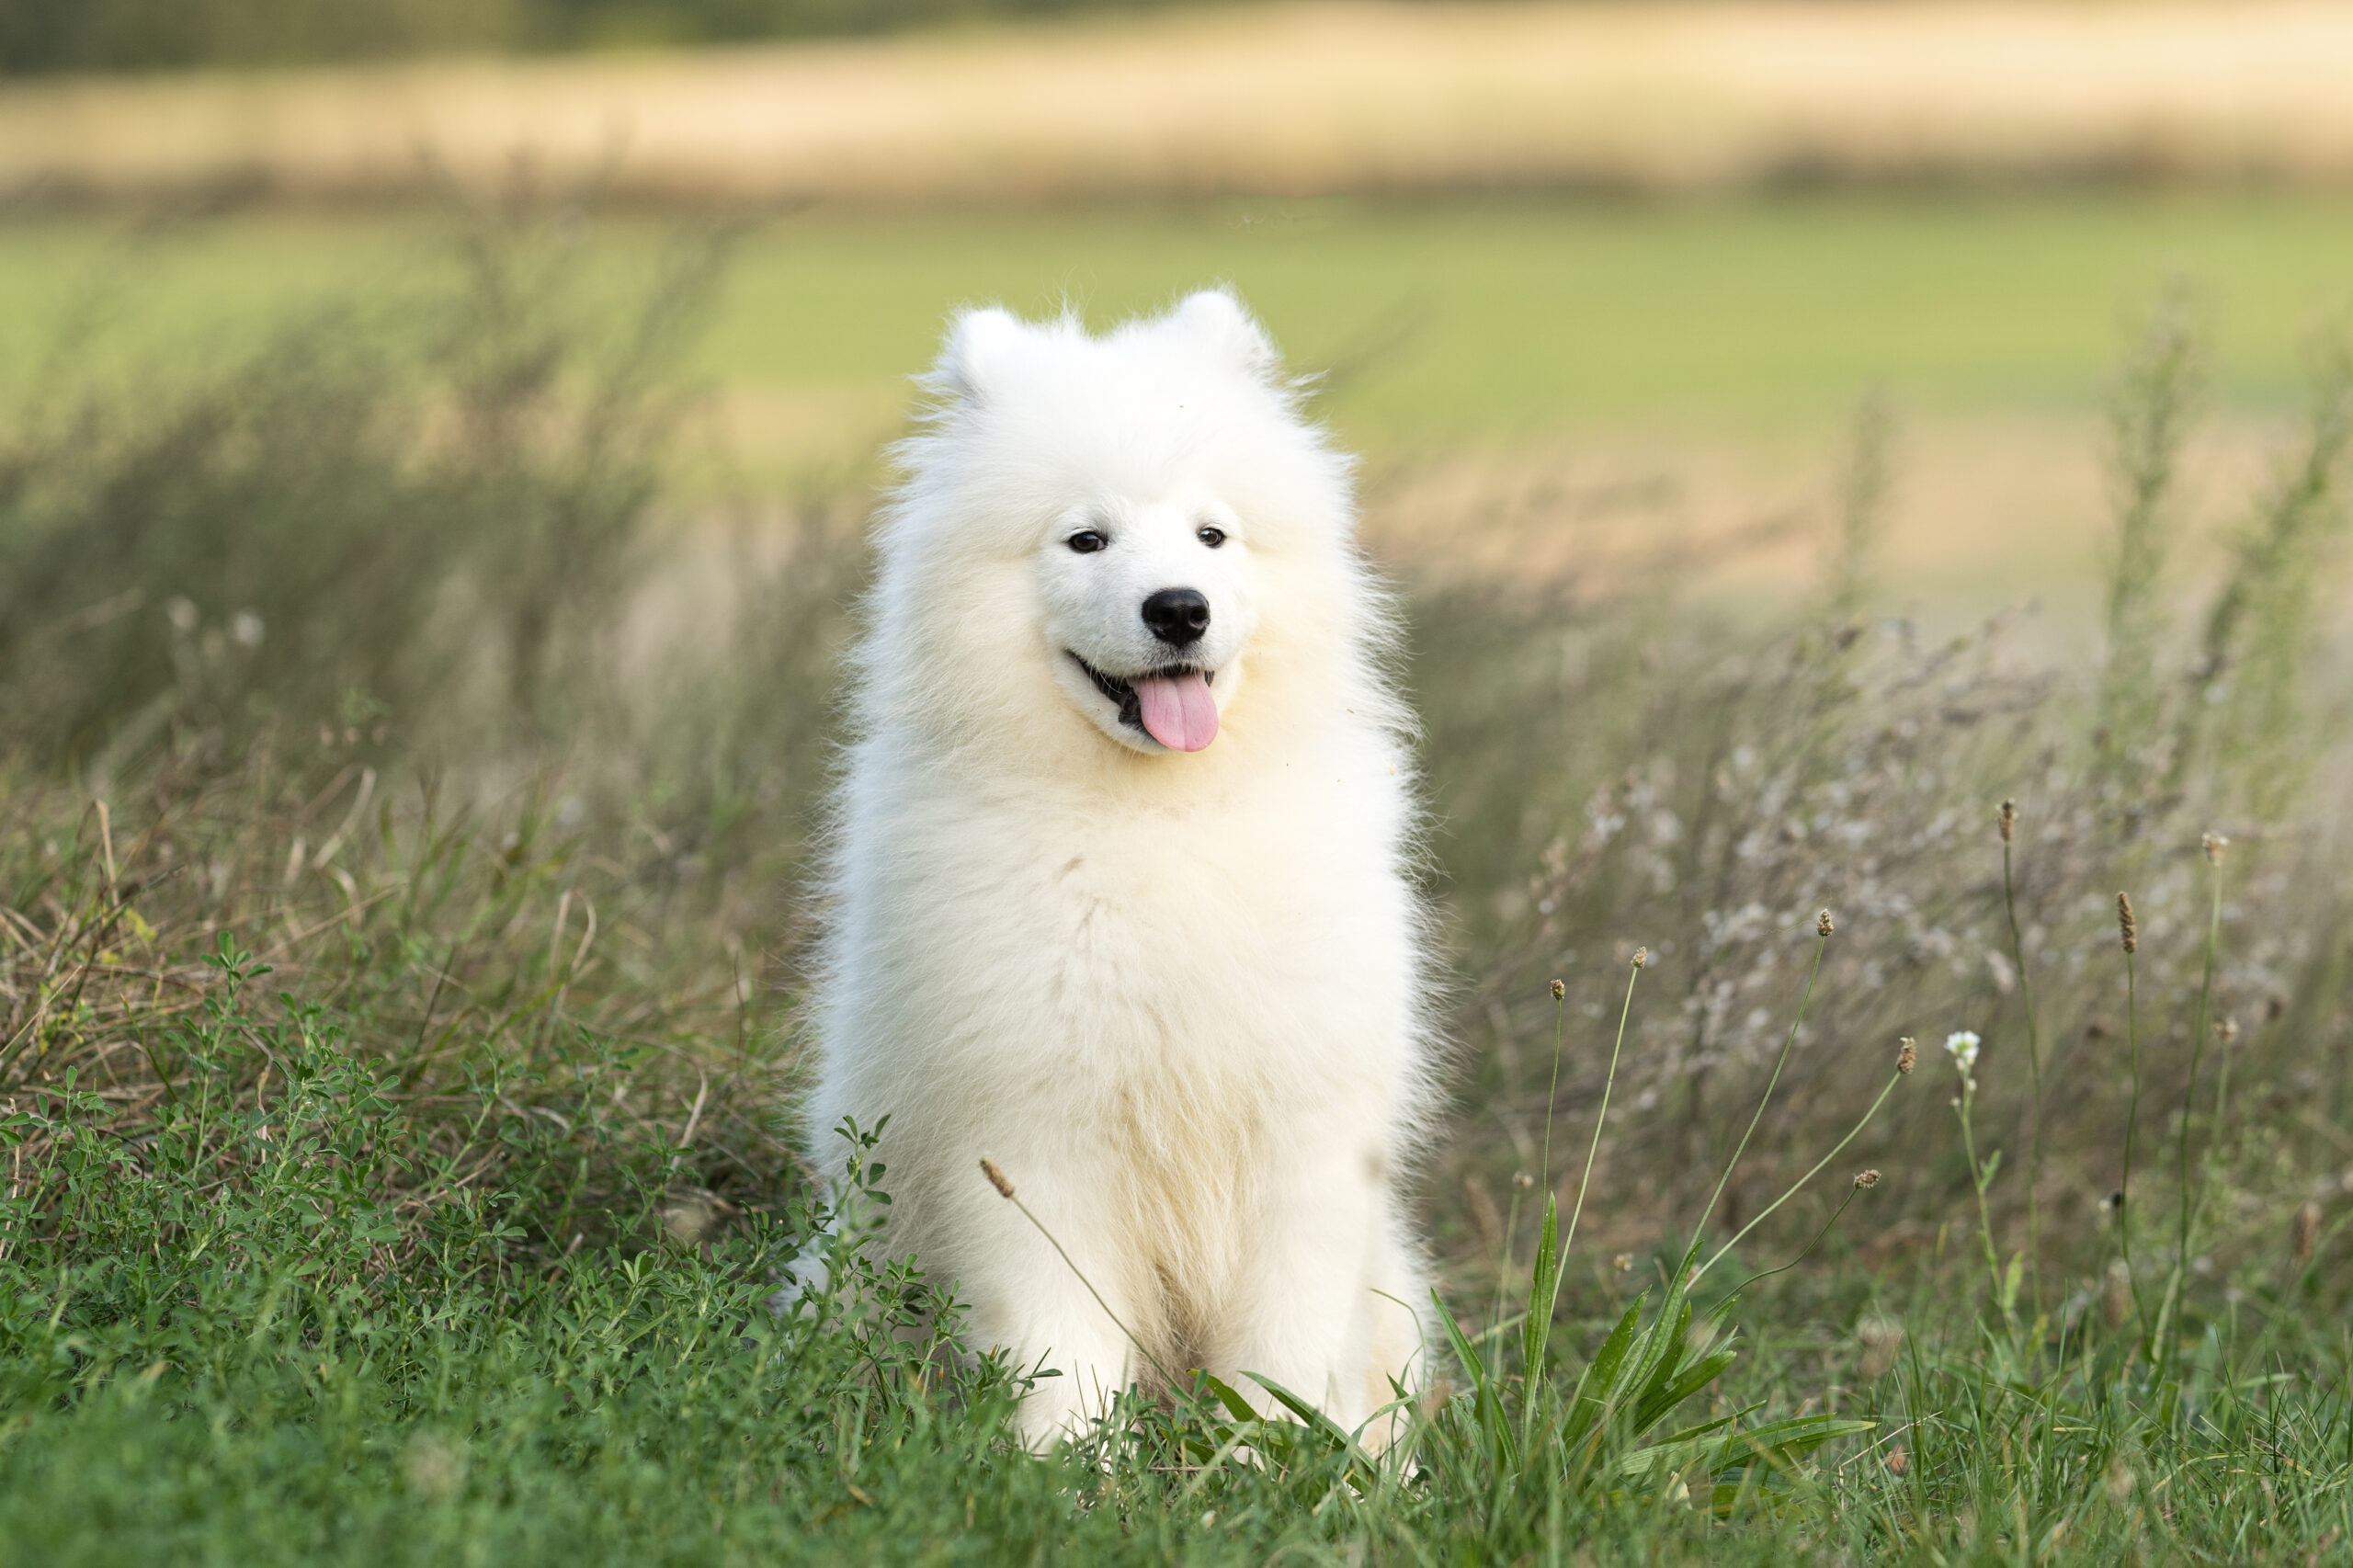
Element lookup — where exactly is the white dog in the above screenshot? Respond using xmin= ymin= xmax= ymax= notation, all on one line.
xmin=803 ymin=289 xmax=1436 ymax=1450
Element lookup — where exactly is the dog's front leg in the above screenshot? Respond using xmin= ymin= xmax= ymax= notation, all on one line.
xmin=953 ymin=1168 xmax=1147 ymax=1452
xmin=1210 ymin=1126 xmax=1427 ymax=1446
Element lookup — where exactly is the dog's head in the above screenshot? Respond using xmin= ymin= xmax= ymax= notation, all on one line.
xmin=870 ymin=290 xmax=1368 ymax=767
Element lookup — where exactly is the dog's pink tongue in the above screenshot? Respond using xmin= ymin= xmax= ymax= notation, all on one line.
xmin=1134 ymin=670 xmax=1219 ymax=752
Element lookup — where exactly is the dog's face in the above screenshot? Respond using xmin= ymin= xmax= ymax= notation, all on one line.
xmin=1037 ymin=481 xmax=1258 ymax=754
xmin=875 ymin=290 xmax=1359 ymax=769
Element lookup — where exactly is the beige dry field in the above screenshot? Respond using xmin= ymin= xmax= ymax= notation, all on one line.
xmin=5 ymin=0 xmax=2353 ymax=202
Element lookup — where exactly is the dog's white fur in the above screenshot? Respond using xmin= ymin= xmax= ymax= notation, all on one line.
xmin=805 ymin=290 xmax=1436 ymax=1449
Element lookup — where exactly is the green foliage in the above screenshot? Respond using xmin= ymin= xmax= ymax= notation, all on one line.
xmin=8 ymin=929 xmax=2353 ymax=1565
xmin=1 ymin=965 xmax=1042 ymax=1563
xmin=1426 ymin=1234 xmax=1870 ymax=1538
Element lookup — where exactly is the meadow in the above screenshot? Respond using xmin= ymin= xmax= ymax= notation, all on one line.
xmin=3 ymin=193 xmax=2352 ymax=1563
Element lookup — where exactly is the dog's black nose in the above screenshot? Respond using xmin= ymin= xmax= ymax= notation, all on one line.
xmin=1141 ymin=587 xmax=1211 ymax=647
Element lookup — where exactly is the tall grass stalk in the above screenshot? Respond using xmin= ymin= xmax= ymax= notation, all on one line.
xmin=1536 ymin=980 xmax=1568 ymax=1202
xmin=1517 ymin=951 xmax=1643 ymax=1445
xmin=1727 ymin=1171 xmax=1874 ymax=1296
xmin=1995 ymin=800 xmax=2046 ymax=1313
xmin=1693 ymin=915 xmax=1833 ymax=1244
xmin=1503 ymin=978 xmax=1572 ymax=1375
xmin=1427 ymin=927 xmax=1878 ymax=1529
xmin=2159 ymin=840 xmax=2228 ymax=1355
xmin=2117 ymin=891 xmax=2150 ymax=1338
xmin=2181 ymin=337 xmax=2353 ymax=812
xmin=2097 ymin=289 xmax=2200 ymax=771
xmin=1555 ymin=955 xmax=1641 ymax=1270
xmin=1940 ymin=1030 xmax=2012 ymax=1319
xmin=1693 ymin=1060 xmax=1905 ymax=1285
xmin=1825 ymin=389 xmax=1893 ymax=621
xmin=978 ymin=1157 xmax=1183 ymax=1401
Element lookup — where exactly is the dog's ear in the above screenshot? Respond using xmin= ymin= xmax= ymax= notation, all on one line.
xmin=1168 ymin=289 xmax=1277 ymax=377
xmin=936 ymin=306 xmax=1026 ymax=403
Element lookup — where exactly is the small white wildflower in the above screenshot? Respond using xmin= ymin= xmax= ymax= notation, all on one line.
xmin=1945 ymin=1030 xmax=1981 ymax=1075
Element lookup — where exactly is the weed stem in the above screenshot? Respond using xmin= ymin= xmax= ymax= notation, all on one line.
xmin=1557 ymin=957 xmax=1642 ymax=1272
xmin=2167 ymin=846 xmax=2225 ymax=1356
xmin=1998 ymin=815 xmax=2046 ymax=1314
xmin=1694 ymin=1068 xmax=1903 ymax=1284
xmin=2120 ymin=937 xmax=2149 ymax=1338
xmin=1694 ymin=926 xmax=1829 ymax=1250
xmin=981 ymin=1159 xmax=1183 ymax=1398
xmin=1729 ymin=1184 xmax=1861 ymax=1296
xmin=1538 ymin=982 xmax=1567 ymax=1201
xmin=1955 ymin=1078 xmax=2006 ymax=1312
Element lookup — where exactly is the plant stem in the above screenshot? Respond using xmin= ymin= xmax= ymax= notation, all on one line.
xmin=1538 ymin=983 xmax=1567 ymax=1199
xmin=1730 ymin=1185 xmax=1861 ymax=1296
xmin=1694 ymin=1068 xmax=1903 ymax=1284
xmin=1999 ymin=830 xmax=2046 ymax=1315
xmin=1506 ymin=982 xmax=1571 ymax=1375
xmin=2168 ymin=851 xmax=2225 ymax=1359
xmin=1955 ymin=1082 xmax=2005 ymax=1312
xmin=1491 ymin=1180 xmax=1522 ymax=1379
xmin=984 ymin=1162 xmax=1183 ymax=1399
xmin=1523 ymin=957 xmax=1641 ymax=1457
xmin=1557 ymin=960 xmax=1642 ymax=1273
xmin=1693 ymin=929 xmax=1828 ymax=1253
xmin=2210 ymin=1021 xmax=2237 ymax=1201
xmin=2120 ymin=943 xmax=2149 ymax=1339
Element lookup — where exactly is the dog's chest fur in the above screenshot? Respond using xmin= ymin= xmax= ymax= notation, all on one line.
xmin=845 ymin=736 xmax=1414 ymax=1107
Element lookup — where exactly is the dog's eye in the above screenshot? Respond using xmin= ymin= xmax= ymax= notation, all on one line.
xmin=1066 ymin=530 xmax=1108 ymax=554
xmin=1196 ymin=525 xmax=1227 ymax=549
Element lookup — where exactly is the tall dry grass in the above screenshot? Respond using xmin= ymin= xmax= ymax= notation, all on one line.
xmin=1434 ymin=302 xmax=2353 ymax=1325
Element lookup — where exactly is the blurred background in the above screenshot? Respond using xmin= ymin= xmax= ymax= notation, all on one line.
xmin=7 ymin=0 xmax=2353 ymax=622
xmin=5 ymin=0 xmax=2352 ymax=1285
xmin=5 ymin=0 xmax=2352 ymax=607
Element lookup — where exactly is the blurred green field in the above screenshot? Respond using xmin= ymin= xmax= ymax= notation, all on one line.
xmin=6 ymin=189 xmax=2353 ymax=467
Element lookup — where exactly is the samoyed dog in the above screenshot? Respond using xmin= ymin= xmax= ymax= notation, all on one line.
xmin=803 ymin=289 xmax=1436 ymax=1449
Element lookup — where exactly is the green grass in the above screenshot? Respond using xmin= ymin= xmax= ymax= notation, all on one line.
xmin=5 ymin=206 xmax=2353 ymax=1564
xmin=7 ymin=188 xmax=2353 ymax=466
xmin=7 ymin=823 xmax=2351 ymax=1565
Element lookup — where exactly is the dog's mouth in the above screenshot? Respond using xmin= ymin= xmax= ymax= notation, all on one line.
xmin=1067 ymin=653 xmax=1220 ymax=752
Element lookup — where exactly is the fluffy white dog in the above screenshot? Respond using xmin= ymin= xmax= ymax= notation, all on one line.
xmin=804 ymin=289 xmax=1436 ymax=1449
